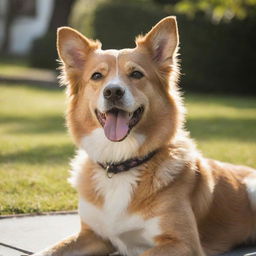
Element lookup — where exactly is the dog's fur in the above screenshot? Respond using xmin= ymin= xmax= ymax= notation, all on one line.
xmin=33 ymin=17 xmax=256 ymax=256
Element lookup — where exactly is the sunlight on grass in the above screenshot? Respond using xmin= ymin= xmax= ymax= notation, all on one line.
xmin=0 ymin=85 xmax=255 ymax=215
xmin=0 ymin=85 xmax=76 ymax=215
xmin=185 ymin=94 xmax=256 ymax=167
xmin=0 ymin=58 xmax=30 ymax=76
xmin=0 ymin=58 xmax=54 ymax=77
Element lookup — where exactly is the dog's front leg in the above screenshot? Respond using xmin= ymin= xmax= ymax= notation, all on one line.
xmin=32 ymin=226 xmax=115 ymax=256
xmin=139 ymin=241 xmax=206 ymax=256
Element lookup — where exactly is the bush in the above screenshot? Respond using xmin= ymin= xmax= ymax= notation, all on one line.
xmin=29 ymin=32 xmax=58 ymax=69
xmin=178 ymin=14 xmax=256 ymax=94
xmin=69 ymin=0 xmax=105 ymax=38
xmin=56 ymin=0 xmax=256 ymax=94
xmin=93 ymin=0 xmax=166 ymax=49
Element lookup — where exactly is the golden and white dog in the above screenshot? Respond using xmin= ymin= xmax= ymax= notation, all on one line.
xmin=33 ymin=17 xmax=256 ymax=256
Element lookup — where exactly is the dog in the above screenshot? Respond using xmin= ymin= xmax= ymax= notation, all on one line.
xmin=33 ymin=16 xmax=256 ymax=256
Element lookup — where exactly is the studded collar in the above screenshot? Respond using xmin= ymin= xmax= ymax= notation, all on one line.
xmin=98 ymin=150 xmax=158 ymax=178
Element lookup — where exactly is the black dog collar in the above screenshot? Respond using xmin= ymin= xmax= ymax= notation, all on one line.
xmin=98 ymin=150 xmax=158 ymax=178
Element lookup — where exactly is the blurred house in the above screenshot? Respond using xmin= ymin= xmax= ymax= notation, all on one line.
xmin=0 ymin=0 xmax=54 ymax=55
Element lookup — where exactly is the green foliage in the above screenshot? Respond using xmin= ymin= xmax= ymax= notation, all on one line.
xmin=70 ymin=0 xmax=167 ymax=49
xmin=154 ymin=0 xmax=256 ymax=22
xmin=69 ymin=0 xmax=106 ymax=38
xmin=178 ymin=14 xmax=256 ymax=94
xmin=92 ymin=0 xmax=166 ymax=49
xmin=70 ymin=0 xmax=256 ymax=94
xmin=29 ymin=32 xmax=58 ymax=69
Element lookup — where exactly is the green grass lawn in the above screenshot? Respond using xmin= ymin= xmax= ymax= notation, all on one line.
xmin=0 ymin=85 xmax=76 ymax=215
xmin=185 ymin=94 xmax=256 ymax=168
xmin=0 ymin=58 xmax=30 ymax=76
xmin=0 ymin=57 xmax=54 ymax=79
xmin=0 ymin=84 xmax=256 ymax=215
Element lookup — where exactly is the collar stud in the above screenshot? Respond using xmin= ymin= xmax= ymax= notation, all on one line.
xmin=106 ymin=165 xmax=114 ymax=179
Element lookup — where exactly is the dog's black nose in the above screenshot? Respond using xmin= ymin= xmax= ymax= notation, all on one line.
xmin=103 ymin=86 xmax=125 ymax=101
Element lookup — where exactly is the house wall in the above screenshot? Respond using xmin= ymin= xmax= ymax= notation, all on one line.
xmin=0 ymin=0 xmax=54 ymax=55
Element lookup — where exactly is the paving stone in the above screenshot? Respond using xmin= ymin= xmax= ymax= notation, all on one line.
xmin=0 ymin=214 xmax=255 ymax=256
xmin=0 ymin=245 xmax=21 ymax=256
xmin=0 ymin=214 xmax=80 ymax=255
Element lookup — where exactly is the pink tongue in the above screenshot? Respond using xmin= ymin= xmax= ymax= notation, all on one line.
xmin=104 ymin=110 xmax=129 ymax=141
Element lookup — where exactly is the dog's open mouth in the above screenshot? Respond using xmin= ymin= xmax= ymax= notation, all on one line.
xmin=95 ymin=106 xmax=144 ymax=142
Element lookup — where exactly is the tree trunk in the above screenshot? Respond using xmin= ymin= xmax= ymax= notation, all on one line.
xmin=48 ymin=0 xmax=76 ymax=32
xmin=1 ymin=0 xmax=15 ymax=53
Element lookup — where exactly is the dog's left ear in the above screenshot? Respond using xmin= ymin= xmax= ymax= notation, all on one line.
xmin=136 ymin=16 xmax=179 ymax=66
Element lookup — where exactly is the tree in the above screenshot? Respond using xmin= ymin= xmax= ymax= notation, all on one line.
xmin=47 ymin=0 xmax=76 ymax=32
xmin=29 ymin=0 xmax=76 ymax=68
xmin=0 ymin=0 xmax=35 ymax=53
xmin=154 ymin=0 xmax=256 ymax=22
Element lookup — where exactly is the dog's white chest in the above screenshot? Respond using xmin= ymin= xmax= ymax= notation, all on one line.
xmin=78 ymin=170 xmax=160 ymax=256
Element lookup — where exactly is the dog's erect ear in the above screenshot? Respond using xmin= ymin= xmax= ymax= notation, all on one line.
xmin=136 ymin=16 xmax=179 ymax=66
xmin=57 ymin=27 xmax=100 ymax=69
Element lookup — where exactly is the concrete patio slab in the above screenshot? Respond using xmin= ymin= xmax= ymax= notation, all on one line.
xmin=0 ymin=214 xmax=80 ymax=255
xmin=0 ymin=213 xmax=255 ymax=256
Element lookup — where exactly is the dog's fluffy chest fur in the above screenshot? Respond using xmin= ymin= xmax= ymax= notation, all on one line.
xmin=78 ymin=168 xmax=161 ymax=256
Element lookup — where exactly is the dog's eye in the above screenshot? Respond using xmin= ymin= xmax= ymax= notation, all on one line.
xmin=91 ymin=72 xmax=103 ymax=81
xmin=130 ymin=71 xmax=144 ymax=79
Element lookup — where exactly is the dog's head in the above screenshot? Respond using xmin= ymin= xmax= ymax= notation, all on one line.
xmin=57 ymin=17 xmax=184 ymax=162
